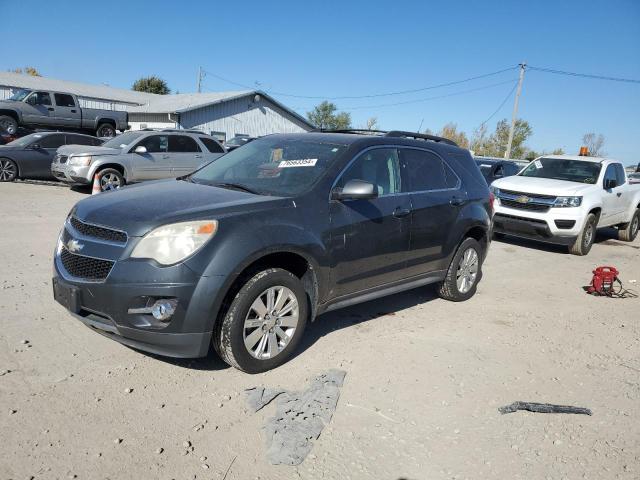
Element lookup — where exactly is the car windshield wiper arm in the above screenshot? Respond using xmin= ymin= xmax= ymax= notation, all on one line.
xmin=212 ymin=182 xmax=259 ymax=194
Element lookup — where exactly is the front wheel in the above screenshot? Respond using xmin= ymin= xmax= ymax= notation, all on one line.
xmin=569 ymin=213 xmax=596 ymax=256
xmin=438 ymin=237 xmax=483 ymax=302
xmin=213 ymin=268 xmax=308 ymax=373
xmin=97 ymin=168 xmax=125 ymax=191
xmin=618 ymin=209 xmax=639 ymax=242
xmin=96 ymin=123 xmax=116 ymax=138
xmin=0 ymin=116 xmax=18 ymax=135
xmin=0 ymin=158 xmax=18 ymax=182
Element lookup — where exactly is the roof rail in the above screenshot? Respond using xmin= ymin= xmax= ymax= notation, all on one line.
xmin=311 ymin=128 xmax=388 ymax=136
xmin=384 ymin=130 xmax=458 ymax=147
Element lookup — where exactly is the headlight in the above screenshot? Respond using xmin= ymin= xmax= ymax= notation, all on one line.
xmin=489 ymin=186 xmax=500 ymax=196
xmin=130 ymin=220 xmax=218 ymax=265
xmin=68 ymin=155 xmax=92 ymax=166
xmin=553 ymin=196 xmax=582 ymax=208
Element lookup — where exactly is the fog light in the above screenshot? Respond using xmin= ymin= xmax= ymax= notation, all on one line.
xmin=151 ymin=299 xmax=177 ymax=321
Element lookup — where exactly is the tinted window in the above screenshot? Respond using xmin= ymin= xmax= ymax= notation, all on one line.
xmin=401 ymin=149 xmax=456 ymax=191
xmin=603 ymin=164 xmax=617 ymax=187
xmin=504 ymin=163 xmax=521 ymax=176
xmin=66 ymin=134 xmax=97 ymax=146
xmin=135 ymin=135 xmax=168 ymax=153
xmin=169 ymin=135 xmax=201 ymax=153
xmin=27 ymin=92 xmax=52 ymax=106
xmin=199 ymin=137 xmax=224 ymax=153
xmin=614 ymin=164 xmax=626 ymax=186
xmin=54 ymin=94 xmax=75 ymax=107
xmin=338 ymin=148 xmax=401 ymax=196
xmin=38 ymin=134 xmax=65 ymax=149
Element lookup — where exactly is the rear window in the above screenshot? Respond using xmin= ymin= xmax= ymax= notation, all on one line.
xmin=169 ymin=135 xmax=201 ymax=153
xmin=400 ymin=148 xmax=458 ymax=191
xmin=66 ymin=134 xmax=100 ymax=146
xmin=54 ymin=94 xmax=75 ymax=107
xmin=199 ymin=136 xmax=225 ymax=153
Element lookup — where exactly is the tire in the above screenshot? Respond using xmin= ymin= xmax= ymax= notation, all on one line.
xmin=618 ymin=209 xmax=639 ymax=242
xmin=569 ymin=213 xmax=596 ymax=256
xmin=438 ymin=237 xmax=483 ymax=302
xmin=0 ymin=115 xmax=18 ymax=135
xmin=96 ymin=123 xmax=116 ymax=138
xmin=0 ymin=158 xmax=18 ymax=182
xmin=213 ymin=268 xmax=308 ymax=373
xmin=97 ymin=168 xmax=125 ymax=192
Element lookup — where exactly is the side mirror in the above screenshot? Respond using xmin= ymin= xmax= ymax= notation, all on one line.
xmin=604 ymin=178 xmax=617 ymax=190
xmin=30 ymin=143 xmax=41 ymax=150
xmin=332 ymin=179 xmax=378 ymax=201
xmin=134 ymin=145 xmax=147 ymax=154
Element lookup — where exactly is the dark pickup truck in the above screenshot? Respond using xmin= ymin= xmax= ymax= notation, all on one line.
xmin=0 ymin=89 xmax=129 ymax=138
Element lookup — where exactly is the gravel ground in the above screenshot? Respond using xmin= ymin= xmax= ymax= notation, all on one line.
xmin=1 ymin=182 xmax=639 ymax=480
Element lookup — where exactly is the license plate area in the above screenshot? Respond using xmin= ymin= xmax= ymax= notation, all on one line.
xmin=53 ymin=277 xmax=82 ymax=313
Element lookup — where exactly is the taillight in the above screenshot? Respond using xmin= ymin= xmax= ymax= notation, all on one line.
xmin=489 ymin=192 xmax=495 ymax=213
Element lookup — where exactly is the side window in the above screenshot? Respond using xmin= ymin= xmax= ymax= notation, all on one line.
xmin=54 ymin=94 xmax=76 ymax=107
xmin=400 ymin=148 xmax=456 ymax=191
xmin=614 ymin=164 xmax=626 ymax=186
xmin=66 ymin=135 xmax=94 ymax=146
xmin=26 ymin=91 xmax=52 ymax=106
xmin=603 ymin=164 xmax=617 ymax=187
xmin=168 ymin=135 xmax=201 ymax=153
xmin=199 ymin=136 xmax=224 ymax=153
xmin=338 ymin=148 xmax=401 ymax=196
xmin=39 ymin=134 xmax=66 ymax=149
xmin=134 ymin=135 xmax=168 ymax=153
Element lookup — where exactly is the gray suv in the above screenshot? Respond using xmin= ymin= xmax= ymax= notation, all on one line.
xmin=51 ymin=129 xmax=226 ymax=192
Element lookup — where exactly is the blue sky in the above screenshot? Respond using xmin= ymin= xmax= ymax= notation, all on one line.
xmin=1 ymin=0 xmax=639 ymax=165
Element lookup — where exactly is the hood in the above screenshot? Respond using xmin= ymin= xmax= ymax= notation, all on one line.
xmin=73 ymin=179 xmax=291 ymax=236
xmin=57 ymin=145 xmax=121 ymax=156
xmin=492 ymin=175 xmax=597 ymax=196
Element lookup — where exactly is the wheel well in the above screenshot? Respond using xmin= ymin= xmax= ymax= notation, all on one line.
xmin=95 ymin=163 xmax=125 ymax=177
xmin=0 ymin=110 xmax=19 ymax=122
xmin=589 ymin=208 xmax=601 ymax=223
xmin=217 ymin=252 xmax=319 ymax=328
xmin=97 ymin=119 xmax=116 ymax=128
xmin=465 ymin=226 xmax=488 ymax=253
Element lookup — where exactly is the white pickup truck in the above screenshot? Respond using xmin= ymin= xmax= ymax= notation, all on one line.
xmin=491 ymin=155 xmax=640 ymax=255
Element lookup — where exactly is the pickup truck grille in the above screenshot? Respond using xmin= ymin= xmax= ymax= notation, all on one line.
xmin=60 ymin=248 xmax=114 ymax=281
xmin=70 ymin=216 xmax=127 ymax=243
xmin=497 ymin=189 xmax=556 ymax=213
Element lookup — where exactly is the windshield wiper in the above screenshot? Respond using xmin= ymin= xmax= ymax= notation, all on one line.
xmin=212 ymin=182 xmax=259 ymax=194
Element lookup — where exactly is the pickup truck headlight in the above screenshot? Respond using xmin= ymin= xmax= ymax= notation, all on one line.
xmin=131 ymin=220 xmax=218 ymax=265
xmin=68 ymin=155 xmax=93 ymax=167
xmin=489 ymin=186 xmax=500 ymax=196
xmin=553 ymin=196 xmax=582 ymax=208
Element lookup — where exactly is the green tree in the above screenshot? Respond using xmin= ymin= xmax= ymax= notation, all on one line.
xmin=132 ymin=76 xmax=170 ymax=95
xmin=306 ymin=101 xmax=351 ymax=130
xmin=581 ymin=133 xmax=606 ymax=156
xmin=438 ymin=122 xmax=469 ymax=148
xmin=469 ymin=124 xmax=492 ymax=156
xmin=11 ymin=66 xmax=41 ymax=76
xmin=481 ymin=119 xmax=532 ymax=159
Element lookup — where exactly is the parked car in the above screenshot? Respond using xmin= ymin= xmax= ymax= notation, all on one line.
xmin=474 ymin=157 xmax=522 ymax=185
xmin=0 ymin=131 xmax=103 ymax=182
xmin=51 ymin=129 xmax=226 ymax=192
xmin=0 ymin=89 xmax=129 ymax=138
xmin=225 ymin=135 xmax=256 ymax=151
xmin=491 ymin=155 xmax=640 ymax=255
xmin=628 ymin=172 xmax=640 ymax=184
xmin=52 ymin=130 xmax=492 ymax=372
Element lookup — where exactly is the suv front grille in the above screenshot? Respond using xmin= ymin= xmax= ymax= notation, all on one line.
xmin=60 ymin=248 xmax=114 ymax=281
xmin=499 ymin=199 xmax=550 ymax=212
xmin=70 ymin=217 xmax=127 ymax=243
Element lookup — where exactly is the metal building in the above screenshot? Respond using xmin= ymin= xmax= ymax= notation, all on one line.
xmin=0 ymin=73 xmax=314 ymax=139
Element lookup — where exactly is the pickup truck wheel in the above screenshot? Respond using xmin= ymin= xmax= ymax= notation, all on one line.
xmin=618 ymin=209 xmax=639 ymax=242
xmin=97 ymin=168 xmax=124 ymax=191
xmin=438 ymin=237 xmax=483 ymax=302
xmin=213 ymin=268 xmax=308 ymax=373
xmin=96 ymin=123 xmax=116 ymax=138
xmin=0 ymin=158 xmax=18 ymax=182
xmin=569 ymin=213 xmax=596 ymax=255
xmin=0 ymin=116 xmax=18 ymax=135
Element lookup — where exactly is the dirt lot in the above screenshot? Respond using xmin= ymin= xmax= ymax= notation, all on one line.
xmin=1 ymin=181 xmax=639 ymax=480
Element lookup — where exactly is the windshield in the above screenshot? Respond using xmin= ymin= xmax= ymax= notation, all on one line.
xmin=520 ymin=158 xmax=601 ymax=184
xmin=7 ymin=89 xmax=32 ymax=101
xmin=101 ymin=131 xmax=145 ymax=149
xmin=6 ymin=133 xmax=43 ymax=147
xmin=191 ymin=136 xmax=348 ymax=196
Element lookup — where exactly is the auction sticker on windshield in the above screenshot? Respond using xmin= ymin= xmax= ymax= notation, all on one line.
xmin=278 ymin=159 xmax=318 ymax=168
xmin=534 ymin=160 xmax=543 ymax=169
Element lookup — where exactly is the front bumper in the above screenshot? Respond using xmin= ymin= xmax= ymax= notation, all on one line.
xmin=51 ymin=163 xmax=92 ymax=185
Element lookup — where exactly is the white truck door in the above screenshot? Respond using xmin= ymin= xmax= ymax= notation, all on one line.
xmin=601 ymin=164 xmax=626 ymax=224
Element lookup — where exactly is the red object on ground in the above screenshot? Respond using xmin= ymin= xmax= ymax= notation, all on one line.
xmin=587 ymin=266 xmax=619 ymax=295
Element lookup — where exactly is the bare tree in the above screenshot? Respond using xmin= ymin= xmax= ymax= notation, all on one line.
xmin=581 ymin=133 xmax=606 ymax=156
xmin=438 ymin=122 xmax=469 ymax=149
xmin=365 ymin=117 xmax=378 ymax=130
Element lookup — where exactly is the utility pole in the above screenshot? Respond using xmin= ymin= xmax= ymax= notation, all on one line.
xmin=196 ymin=67 xmax=204 ymax=93
xmin=505 ymin=63 xmax=526 ymax=159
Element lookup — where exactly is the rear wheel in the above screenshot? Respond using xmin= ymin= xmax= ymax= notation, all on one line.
xmin=569 ymin=213 xmax=596 ymax=256
xmin=96 ymin=123 xmax=116 ymax=138
xmin=213 ymin=268 xmax=308 ymax=373
xmin=0 ymin=158 xmax=18 ymax=182
xmin=438 ymin=237 xmax=483 ymax=302
xmin=97 ymin=168 xmax=125 ymax=191
xmin=0 ymin=116 xmax=18 ymax=135
xmin=618 ymin=209 xmax=639 ymax=242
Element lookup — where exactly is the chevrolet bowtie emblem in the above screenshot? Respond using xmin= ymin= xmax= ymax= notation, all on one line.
xmin=515 ymin=195 xmax=530 ymax=204
xmin=66 ymin=239 xmax=84 ymax=253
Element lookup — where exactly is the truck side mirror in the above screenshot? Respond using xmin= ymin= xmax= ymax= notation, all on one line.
xmin=331 ymin=179 xmax=378 ymax=201
xmin=604 ymin=178 xmax=617 ymax=190
xmin=134 ymin=145 xmax=147 ymax=154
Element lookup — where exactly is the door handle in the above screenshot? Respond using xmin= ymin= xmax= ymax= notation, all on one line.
xmin=393 ymin=207 xmax=411 ymax=218
xmin=195 ymin=154 xmax=202 ymax=158
xmin=450 ymin=196 xmax=464 ymax=206
xmin=162 ymin=155 xmax=170 ymax=159
xmin=47 ymin=107 xmax=54 ymax=111
xmin=71 ymin=109 xmax=77 ymax=113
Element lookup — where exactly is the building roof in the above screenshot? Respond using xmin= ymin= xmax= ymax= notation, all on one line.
xmin=129 ymin=90 xmax=314 ymax=129
xmin=0 ymin=71 xmax=159 ymax=104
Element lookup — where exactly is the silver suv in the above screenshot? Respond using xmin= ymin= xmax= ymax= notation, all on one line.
xmin=51 ymin=129 xmax=226 ymax=191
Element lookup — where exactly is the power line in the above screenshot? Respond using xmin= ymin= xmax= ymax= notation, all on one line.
xmin=528 ymin=65 xmax=640 ymax=84
xmin=477 ymin=80 xmax=520 ymax=128
xmin=202 ymin=66 xmax=519 ymax=100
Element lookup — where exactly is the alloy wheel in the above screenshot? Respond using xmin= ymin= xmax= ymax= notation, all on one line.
xmin=243 ymin=286 xmax=299 ymax=360
xmin=456 ymin=247 xmax=479 ymax=294
xmin=0 ymin=159 xmax=17 ymax=181
xmin=100 ymin=172 xmax=122 ymax=191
